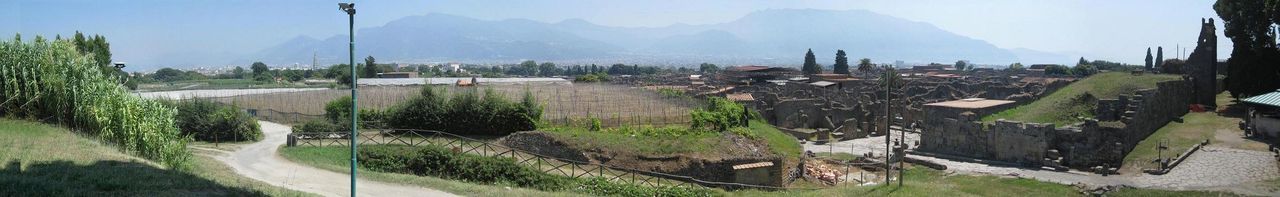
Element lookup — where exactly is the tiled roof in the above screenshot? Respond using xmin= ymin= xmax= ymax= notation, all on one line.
xmin=732 ymin=162 xmax=774 ymax=170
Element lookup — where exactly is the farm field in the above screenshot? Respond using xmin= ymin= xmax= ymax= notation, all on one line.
xmin=0 ymin=119 xmax=313 ymax=196
xmin=136 ymin=79 xmax=331 ymax=92
xmin=210 ymin=83 xmax=700 ymax=127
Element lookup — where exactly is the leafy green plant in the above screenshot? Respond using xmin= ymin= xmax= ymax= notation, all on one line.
xmin=171 ymin=99 xmax=261 ymax=142
xmin=384 ymin=86 xmax=542 ymax=135
xmin=0 ymin=39 xmax=190 ymax=168
xmin=690 ymin=97 xmax=748 ymax=132
xmin=291 ymin=120 xmax=338 ymax=133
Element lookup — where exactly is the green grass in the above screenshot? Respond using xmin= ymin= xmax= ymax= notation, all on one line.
xmin=748 ymin=120 xmax=802 ymax=160
xmin=0 ymin=119 xmax=313 ymax=196
xmin=733 ymin=167 xmax=1081 ymax=197
xmin=278 ymin=146 xmax=585 ymax=197
xmin=1120 ymin=112 xmax=1221 ymax=172
xmin=537 ymin=121 xmax=801 ymax=160
xmin=983 ymin=72 xmax=1181 ymax=125
xmin=540 ymin=125 xmax=727 ymax=156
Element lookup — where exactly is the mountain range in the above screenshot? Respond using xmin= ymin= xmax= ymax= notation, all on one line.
xmin=253 ymin=9 xmax=1071 ymax=67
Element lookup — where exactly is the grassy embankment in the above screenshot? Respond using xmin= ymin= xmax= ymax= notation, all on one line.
xmin=279 ymin=145 xmax=587 ymax=197
xmin=137 ymin=79 xmax=331 ymax=92
xmin=0 ymin=119 xmax=313 ymax=196
xmin=983 ymin=72 xmax=1182 ymax=125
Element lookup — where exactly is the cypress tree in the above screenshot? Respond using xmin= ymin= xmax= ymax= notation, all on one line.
xmin=833 ymin=50 xmax=850 ymax=74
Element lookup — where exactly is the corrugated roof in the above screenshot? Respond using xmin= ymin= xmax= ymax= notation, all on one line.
xmin=809 ymin=81 xmax=836 ymax=87
xmin=1243 ymin=90 xmax=1280 ymax=108
xmin=732 ymin=162 xmax=774 ymax=170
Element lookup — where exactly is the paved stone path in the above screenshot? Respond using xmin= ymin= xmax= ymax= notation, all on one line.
xmin=803 ymin=130 xmax=1279 ymax=195
xmin=204 ymin=121 xmax=457 ymax=197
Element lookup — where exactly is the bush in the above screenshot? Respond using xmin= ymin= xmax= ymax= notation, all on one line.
xmin=690 ymin=97 xmax=749 ymax=131
xmin=324 ymin=96 xmax=386 ymax=129
xmin=173 ymin=99 xmax=261 ymax=142
xmin=358 ymin=145 xmax=720 ymax=196
xmin=291 ymin=120 xmax=338 ymax=133
xmin=359 ymin=145 xmax=572 ymax=190
xmin=0 ymin=39 xmax=190 ymax=168
xmin=385 ymin=86 xmax=542 ymax=135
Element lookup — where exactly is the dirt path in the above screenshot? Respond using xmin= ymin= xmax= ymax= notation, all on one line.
xmin=203 ymin=121 xmax=457 ymax=197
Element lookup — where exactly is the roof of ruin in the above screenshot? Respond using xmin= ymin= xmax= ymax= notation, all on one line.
xmin=726 ymin=93 xmax=754 ymax=101
xmin=732 ymin=161 xmax=774 ymax=170
xmin=1243 ymin=90 xmax=1280 ymax=108
xmin=924 ymin=98 xmax=1015 ymax=109
xmin=809 ymin=81 xmax=837 ymax=87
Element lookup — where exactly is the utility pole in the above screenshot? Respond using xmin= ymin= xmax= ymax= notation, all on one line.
xmin=883 ymin=66 xmax=892 ymax=185
xmin=338 ymin=3 xmax=357 ymax=197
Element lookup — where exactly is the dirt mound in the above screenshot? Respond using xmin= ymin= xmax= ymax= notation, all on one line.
xmin=499 ymin=131 xmax=784 ymax=186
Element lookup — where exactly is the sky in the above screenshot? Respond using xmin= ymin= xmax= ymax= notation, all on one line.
xmin=1 ymin=0 xmax=1230 ymax=71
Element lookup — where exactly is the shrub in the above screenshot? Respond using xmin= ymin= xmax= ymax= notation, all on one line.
xmin=385 ymin=86 xmax=541 ymax=135
xmin=690 ymin=97 xmax=748 ymax=131
xmin=173 ymin=99 xmax=261 ymax=142
xmin=359 ymin=145 xmax=572 ymax=190
xmin=292 ymin=120 xmax=338 ymax=133
xmin=324 ymin=96 xmax=386 ymax=129
xmin=0 ymin=39 xmax=190 ymax=168
xmin=358 ymin=145 xmax=719 ymax=196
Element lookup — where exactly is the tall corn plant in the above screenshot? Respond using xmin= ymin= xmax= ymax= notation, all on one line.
xmin=0 ymin=38 xmax=191 ymax=168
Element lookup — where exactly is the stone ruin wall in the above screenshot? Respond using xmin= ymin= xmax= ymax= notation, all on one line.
xmin=919 ymin=80 xmax=1192 ymax=170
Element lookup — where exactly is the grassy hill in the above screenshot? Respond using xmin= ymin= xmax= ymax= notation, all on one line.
xmin=983 ymin=72 xmax=1181 ymax=125
xmin=0 ymin=119 xmax=312 ymax=196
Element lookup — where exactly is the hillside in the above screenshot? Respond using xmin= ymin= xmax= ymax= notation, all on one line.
xmin=0 ymin=119 xmax=311 ymax=196
xmin=982 ymin=72 xmax=1182 ymax=125
xmin=254 ymin=9 xmax=1026 ymax=65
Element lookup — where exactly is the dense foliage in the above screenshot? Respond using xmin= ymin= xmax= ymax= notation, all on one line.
xmin=574 ymin=73 xmax=610 ymax=82
xmin=802 ymin=48 xmax=820 ymax=74
xmin=384 ymin=86 xmax=542 ymax=135
xmin=359 ymin=145 xmax=718 ymax=196
xmin=690 ymin=97 xmax=750 ymax=132
xmin=324 ymin=96 xmax=386 ymax=130
xmin=171 ymin=99 xmax=261 ymax=142
xmin=0 ymin=38 xmax=190 ymax=168
xmin=833 ymin=50 xmax=850 ymax=74
xmin=1215 ymin=0 xmax=1280 ymax=97
xmin=291 ymin=120 xmax=339 ymax=133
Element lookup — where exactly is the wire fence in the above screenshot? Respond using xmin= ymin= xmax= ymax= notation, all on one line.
xmin=196 ymin=84 xmax=700 ymax=128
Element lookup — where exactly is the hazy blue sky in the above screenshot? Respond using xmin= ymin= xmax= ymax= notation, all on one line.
xmin=2 ymin=0 xmax=1229 ymax=71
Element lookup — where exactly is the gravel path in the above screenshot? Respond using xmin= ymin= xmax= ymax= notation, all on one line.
xmin=804 ymin=130 xmax=1279 ymax=195
xmin=204 ymin=121 xmax=457 ymax=197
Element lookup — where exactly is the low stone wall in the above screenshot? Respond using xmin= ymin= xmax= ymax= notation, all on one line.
xmin=919 ymin=80 xmax=1192 ymax=170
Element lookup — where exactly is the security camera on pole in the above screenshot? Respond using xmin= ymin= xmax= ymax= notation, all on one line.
xmin=338 ymin=2 xmax=358 ymax=196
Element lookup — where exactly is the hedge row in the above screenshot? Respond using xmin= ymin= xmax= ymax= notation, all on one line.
xmin=383 ymin=87 xmax=541 ymax=135
xmin=0 ymin=39 xmax=190 ymax=168
xmin=358 ymin=145 xmax=719 ymax=196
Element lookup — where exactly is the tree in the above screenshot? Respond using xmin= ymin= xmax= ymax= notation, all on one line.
xmin=955 ymin=60 xmax=969 ymax=71
xmin=1152 ymin=47 xmax=1162 ymax=69
xmin=363 ymin=56 xmax=379 ymax=78
xmin=1008 ymin=62 xmax=1025 ymax=71
xmin=538 ymin=62 xmax=559 ymax=76
xmin=1215 ymin=0 xmax=1280 ymax=97
xmin=833 ymin=50 xmax=850 ymax=74
xmin=1077 ymin=57 xmax=1089 ymax=67
xmin=250 ymin=62 xmax=270 ymax=81
xmin=699 ymin=63 xmax=719 ymax=73
xmin=151 ymin=68 xmax=187 ymax=82
xmin=1073 ymin=63 xmax=1098 ymax=76
xmin=802 ymin=48 xmax=820 ymax=74
xmin=1155 ymin=47 xmax=1164 ymax=69
xmin=857 ymin=58 xmax=874 ymax=73
xmin=1044 ymin=64 xmax=1072 ymax=76
xmin=12 ymin=33 xmax=18 ymax=42
xmin=232 ymin=66 xmax=246 ymax=79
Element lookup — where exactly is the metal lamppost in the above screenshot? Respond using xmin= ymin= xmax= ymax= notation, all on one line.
xmin=338 ymin=3 xmax=358 ymax=197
